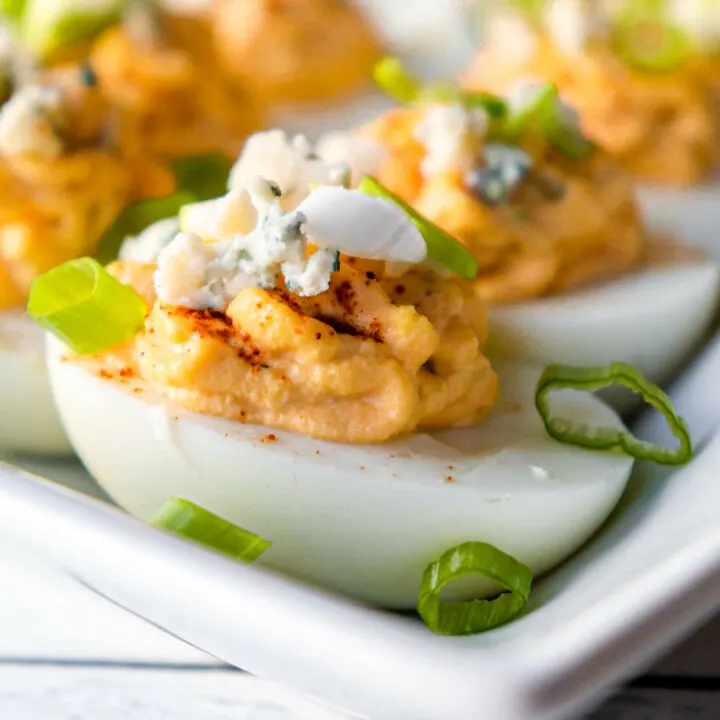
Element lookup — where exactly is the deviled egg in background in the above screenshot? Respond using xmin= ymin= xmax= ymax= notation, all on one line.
xmin=461 ymin=0 xmax=720 ymax=260
xmin=0 ymin=61 xmax=176 ymax=455
xmin=317 ymin=60 xmax=720 ymax=408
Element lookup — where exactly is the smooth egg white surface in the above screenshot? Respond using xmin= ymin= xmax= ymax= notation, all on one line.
xmin=487 ymin=260 xmax=720 ymax=412
xmin=48 ymin=339 xmax=633 ymax=609
xmin=0 ymin=311 xmax=70 ymax=456
xmin=637 ymin=184 xmax=720 ymax=260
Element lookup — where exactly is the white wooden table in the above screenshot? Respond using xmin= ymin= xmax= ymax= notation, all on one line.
xmin=1 ymin=534 xmax=719 ymax=720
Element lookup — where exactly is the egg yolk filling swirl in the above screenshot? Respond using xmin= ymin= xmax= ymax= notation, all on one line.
xmin=96 ymin=175 xmax=498 ymax=444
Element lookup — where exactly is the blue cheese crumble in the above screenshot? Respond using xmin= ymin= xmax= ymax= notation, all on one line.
xmin=155 ymin=177 xmax=338 ymax=310
xmin=0 ymin=83 xmax=65 ymax=158
xmin=120 ymin=217 xmax=182 ymax=264
xmin=414 ymin=104 xmax=488 ymax=177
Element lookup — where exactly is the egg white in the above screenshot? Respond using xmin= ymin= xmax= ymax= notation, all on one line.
xmin=0 ymin=311 xmax=70 ymax=456
xmin=636 ymin=184 xmax=720 ymax=261
xmin=487 ymin=259 xmax=720 ymax=412
xmin=47 ymin=338 xmax=633 ymax=609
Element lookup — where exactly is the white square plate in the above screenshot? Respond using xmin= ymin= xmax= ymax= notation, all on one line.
xmin=1 ymin=326 xmax=720 ymax=720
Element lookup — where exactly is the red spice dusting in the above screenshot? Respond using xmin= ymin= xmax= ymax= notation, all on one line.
xmin=367 ymin=317 xmax=382 ymax=342
xmin=315 ymin=450 xmax=321 ymax=455
xmin=119 ymin=367 xmax=134 ymax=378
xmin=261 ymin=433 xmax=278 ymax=444
xmin=294 ymin=327 xmax=304 ymax=335
xmin=98 ymin=369 xmax=113 ymax=380
xmin=445 ymin=476 xmax=455 ymax=483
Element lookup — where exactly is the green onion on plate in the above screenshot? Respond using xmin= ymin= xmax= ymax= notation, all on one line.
xmin=418 ymin=541 xmax=533 ymax=636
xmin=27 ymin=256 xmax=146 ymax=355
xmin=358 ymin=175 xmax=479 ymax=280
xmin=151 ymin=498 xmax=271 ymax=563
xmin=535 ymin=362 xmax=692 ymax=465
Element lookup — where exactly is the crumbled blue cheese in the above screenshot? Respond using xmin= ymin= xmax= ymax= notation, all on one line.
xmin=119 ymin=217 xmax=182 ymax=264
xmin=155 ymin=177 xmax=335 ymax=310
xmin=0 ymin=84 xmax=65 ymax=158
xmin=180 ymin=189 xmax=257 ymax=241
xmin=229 ymin=130 xmax=348 ymax=210
xmin=414 ymin=104 xmax=487 ymax=178
xmin=467 ymin=143 xmax=533 ymax=205
xmin=315 ymin=131 xmax=387 ymax=187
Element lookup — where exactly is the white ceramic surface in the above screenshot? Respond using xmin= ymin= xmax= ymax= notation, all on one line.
xmin=1 ymin=318 xmax=719 ymax=720
xmin=46 ymin=351 xmax=633 ymax=610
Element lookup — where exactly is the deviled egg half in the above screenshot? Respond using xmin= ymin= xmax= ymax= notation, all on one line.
xmin=35 ymin=147 xmax=691 ymax=619
xmin=0 ymin=60 xmax=177 ymax=455
xmin=461 ymin=0 xmax=720 ymax=255
xmin=320 ymin=59 xmax=720 ymax=408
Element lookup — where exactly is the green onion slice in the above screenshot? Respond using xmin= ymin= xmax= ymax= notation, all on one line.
xmin=171 ymin=154 xmax=233 ymax=202
xmin=535 ymin=363 xmax=692 ymax=465
xmin=96 ymin=191 xmax=196 ymax=264
xmin=28 ymin=257 xmax=146 ymax=355
xmin=373 ymin=56 xmax=423 ymax=104
xmin=20 ymin=0 xmax=124 ymax=59
xmin=611 ymin=1 xmax=690 ymax=74
xmin=150 ymin=498 xmax=271 ymax=563
xmin=504 ymin=83 xmax=593 ymax=160
xmin=359 ymin=175 xmax=478 ymax=279
xmin=0 ymin=0 xmax=26 ymax=22
xmin=417 ymin=541 xmax=533 ymax=636
xmin=373 ymin=56 xmax=507 ymax=118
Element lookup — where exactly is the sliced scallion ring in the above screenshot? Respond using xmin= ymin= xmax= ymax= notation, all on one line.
xmin=535 ymin=363 xmax=692 ymax=465
xmin=417 ymin=541 xmax=533 ymax=636
xmin=611 ymin=8 xmax=690 ymax=73
xmin=359 ymin=175 xmax=478 ymax=279
xmin=28 ymin=257 xmax=146 ymax=355
xmin=0 ymin=0 xmax=26 ymax=22
xmin=373 ymin=56 xmax=423 ymax=104
xmin=373 ymin=57 xmax=507 ymax=117
xmin=96 ymin=191 xmax=196 ymax=264
xmin=151 ymin=498 xmax=271 ymax=563
xmin=172 ymin=154 xmax=233 ymax=202
xmin=20 ymin=0 xmax=124 ymax=59
xmin=420 ymin=82 xmax=508 ymax=119
xmin=504 ymin=83 xmax=593 ymax=159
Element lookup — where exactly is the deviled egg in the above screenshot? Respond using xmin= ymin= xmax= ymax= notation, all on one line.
xmin=208 ymin=0 xmax=381 ymax=128
xmin=89 ymin=1 xmax=262 ymax=160
xmin=317 ymin=61 xmax=720 ymax=402
xmin=0 ymin=61 xmax=176 ymax=455
xmin=37 ymin=170 xmax=650 ymax=612
xmin=462 ymin=0 xmax=718 ymax=187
